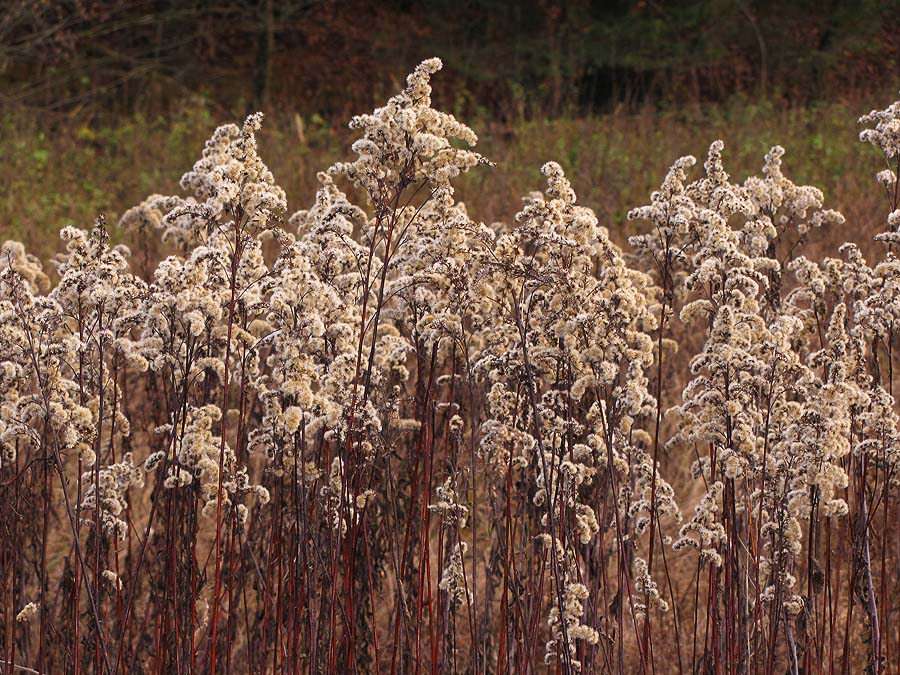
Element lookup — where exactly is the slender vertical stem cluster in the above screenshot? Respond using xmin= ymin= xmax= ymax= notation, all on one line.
xmin=3 ymin=64 xmax=900 ymax=675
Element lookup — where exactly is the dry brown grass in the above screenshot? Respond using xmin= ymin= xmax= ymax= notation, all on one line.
xmin=2 ymin=94 xmax=890 ymax=258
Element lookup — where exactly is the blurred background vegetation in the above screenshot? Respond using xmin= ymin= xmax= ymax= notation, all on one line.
xmin=2 ymin=0 xmax=900 ymax=257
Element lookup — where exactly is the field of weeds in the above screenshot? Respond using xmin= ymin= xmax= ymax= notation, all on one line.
xmin=3 ymin=58 xmax=900 ymax=675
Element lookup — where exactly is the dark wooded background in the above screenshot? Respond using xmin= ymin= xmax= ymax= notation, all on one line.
xmin=3 ymin=0 xmax=898 ymax=120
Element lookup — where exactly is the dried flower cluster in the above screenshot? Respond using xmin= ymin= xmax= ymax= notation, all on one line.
xmin=3 ymin=63 xmax=900 ymax=675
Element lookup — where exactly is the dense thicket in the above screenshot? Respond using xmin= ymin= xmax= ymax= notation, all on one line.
xmin=4 ymin=56 xmax=900 ymax=675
